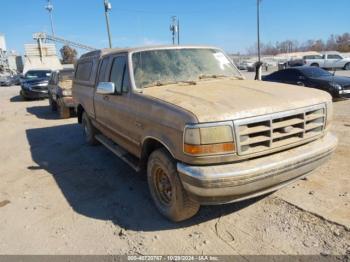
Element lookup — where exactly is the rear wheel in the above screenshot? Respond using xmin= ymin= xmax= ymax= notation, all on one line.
xmin=147 ymin=148 xmax=200 ymax=222
xmin=58 ymin=99 xmax=70 ymax=119
xmin=82 ymin=112 xmax=98 ymax=145
xmin=344 ymin=63 xmax=350 ymax=71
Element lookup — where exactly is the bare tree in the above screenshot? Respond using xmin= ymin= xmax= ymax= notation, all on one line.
xmin=60 ymin=45 xmax=78 ymax=64
xmin=246 ymin=32 xmax=350 ymax=55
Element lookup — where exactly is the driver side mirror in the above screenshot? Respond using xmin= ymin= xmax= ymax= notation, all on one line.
xmin=96 ymin=82 xmax=115 ymax=95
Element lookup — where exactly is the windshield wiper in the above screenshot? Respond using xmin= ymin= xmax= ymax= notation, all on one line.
xmin=144 ymin=80 xmax=196 ymax=88
xmin=198 ymin=74 xmax=243 ymax=80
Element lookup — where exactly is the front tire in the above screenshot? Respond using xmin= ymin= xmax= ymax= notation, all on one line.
xmin=20 ymin=90 xmax=28 ymax=101
xmin=49 ymin=96 xmax=57 ymax=111
xmin=82 ymin=112 xmax=98 ymax=145
xmin=147 ymin=148 xmax=200 ymax=222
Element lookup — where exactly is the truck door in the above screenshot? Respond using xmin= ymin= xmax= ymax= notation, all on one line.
xmin=325 ymin=54 xmax=342 ymax=69
xmin=94 ymin=54 xmax=140 ymax=155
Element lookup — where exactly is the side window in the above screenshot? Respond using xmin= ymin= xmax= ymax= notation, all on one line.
xmin=122 ymin=64 xmax=130 ymax=93
xmin=328 ymin=55 xmax=342 ymax=60
xmin=49 ymin=73 xmax=55 ymax=85
xmin=109 ymin=56 xmax=128 ymax=94
xmin=76 ymin=61 xmax=93 ymax=81
xmin=54 ymin=73 xmax=59 ymax=85
xmin=98 ymin=57 xmax=109 ymax=83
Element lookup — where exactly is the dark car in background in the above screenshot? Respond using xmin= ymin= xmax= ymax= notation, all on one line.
xmin=262 ymin=66 xmax=350 ymax=99
xmin=20 ymin=69 xmax=52 ymax=100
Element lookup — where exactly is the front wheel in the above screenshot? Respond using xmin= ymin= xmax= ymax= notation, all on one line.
xmin=49 ymin=96 xmax=57 ymax=111
xmin=344 ymin=63 xmax=350 ymax=71
xmin=147 ymin=148 xmax=200 ymax=222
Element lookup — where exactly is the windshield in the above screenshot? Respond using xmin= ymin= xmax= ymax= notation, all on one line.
xmin=59 ymin=69 xmax=74 ymax=81
xmin=25 ymin=70 xmax=51 ymax=79
xmin=300 ymin=67 xmax=333 ymax=78
xmin=132 ymin=48 xmax=242 ymax=88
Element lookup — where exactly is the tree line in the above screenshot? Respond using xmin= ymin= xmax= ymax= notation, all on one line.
xmin=247 ymin=32 xmax=350 ymax=56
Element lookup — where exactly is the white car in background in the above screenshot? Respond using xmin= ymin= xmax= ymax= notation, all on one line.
xmin=304 ymin=52 xmax=350 ymax=70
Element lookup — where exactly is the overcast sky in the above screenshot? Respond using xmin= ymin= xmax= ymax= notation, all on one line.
xmin=1 ymin=0 xmax=350 ymax=55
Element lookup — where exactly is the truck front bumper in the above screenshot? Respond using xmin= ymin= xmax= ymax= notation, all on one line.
xmin=177 ymin=132 xmax=337 ymax=205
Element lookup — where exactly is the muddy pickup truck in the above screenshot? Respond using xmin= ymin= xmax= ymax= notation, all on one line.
xmin=73 ymin=46 xmax=337 ymax=222
xmin=48 ymin=68 xmax=75 ymax=118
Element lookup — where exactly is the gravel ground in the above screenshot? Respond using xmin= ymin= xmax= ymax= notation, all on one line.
xmin=0 ymin=84 xmax=349 ymax=255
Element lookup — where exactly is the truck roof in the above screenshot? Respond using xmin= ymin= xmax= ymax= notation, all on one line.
xmin=79 ymin=45 xmax=219 ymax=59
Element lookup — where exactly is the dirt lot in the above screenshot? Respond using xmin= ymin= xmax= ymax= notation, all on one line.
xmin=0 ymin=83 xmax=349 ymax=255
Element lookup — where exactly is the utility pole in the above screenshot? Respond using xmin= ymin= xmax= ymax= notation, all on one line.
xmin=257 ymin=0 xmax=261 ymax=63
xmin=255 ymin=0 xmax=262 ymax=80
xmin=104 ymin=0 xmax=113 ymax=48
xmin=177 ymin=18 xmax=180 ymax=45
xmin=170 ymin=16 xmax=179 ymax=45
xmin=45 ymin=0 xmax=55 ymax=37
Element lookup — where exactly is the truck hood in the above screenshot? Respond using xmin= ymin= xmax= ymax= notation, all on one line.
xmin=142 ymin=78 xmax=331 ymax=123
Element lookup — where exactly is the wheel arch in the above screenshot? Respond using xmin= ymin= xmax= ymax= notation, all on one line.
xmin=140 ymin=136 xmax=176 ymax=171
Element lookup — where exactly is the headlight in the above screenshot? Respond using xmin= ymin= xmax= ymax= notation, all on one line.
xmin=184 ymin=123 xmax=236 ymax=156
xmin=330 ymin=82 xmax=342 ymax=91
xmin=23 ymin=83 xmax=31 ymax=90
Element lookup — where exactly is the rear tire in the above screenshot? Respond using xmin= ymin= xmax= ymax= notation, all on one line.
xmin=82 ymin=112 xmax=98 ymax=145
xmin=58 ymin=100 xmax=70 ymax=119
xmin=344 ymin=63 xmax=350 ymax=71
xmin=147 ymin=148 xmax=200 ymax=222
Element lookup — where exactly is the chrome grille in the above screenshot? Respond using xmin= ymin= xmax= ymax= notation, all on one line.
xmin=234 ymin=104 xmax=326 ymax=155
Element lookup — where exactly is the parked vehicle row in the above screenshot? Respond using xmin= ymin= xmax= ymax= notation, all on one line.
xmin=262 ymin=66 xmax=350 ymax=99
xmin=303 ymin=52 xmax=350 ymax=70
xmin=0 ymin=74 xmax=21 ymax=86
xmin=72 ymin=45 xmax=337 ymax=222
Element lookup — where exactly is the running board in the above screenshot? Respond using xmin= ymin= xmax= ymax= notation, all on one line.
xmin=95 ymin=134 xmax=140 ymax=172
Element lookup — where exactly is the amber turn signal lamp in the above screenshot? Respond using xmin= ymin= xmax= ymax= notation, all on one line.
xmin=184 ymin=143 xmax=235 ymax=155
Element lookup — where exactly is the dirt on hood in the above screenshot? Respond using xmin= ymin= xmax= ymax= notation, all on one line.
xmin=142 ymin=78 xmax=332 ymax=122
